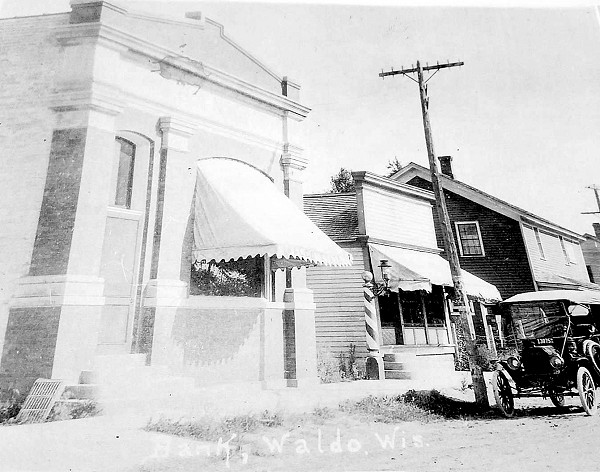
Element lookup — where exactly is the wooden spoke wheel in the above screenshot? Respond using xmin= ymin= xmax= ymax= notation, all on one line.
xmin=492 ymin=370 xmax=515 ymax=418
xmin=577 ymin=366 xmax=598 ymax=416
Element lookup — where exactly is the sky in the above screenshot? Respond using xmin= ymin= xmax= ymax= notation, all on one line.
xmin=2 ymin=0 xmax=600 ymax=234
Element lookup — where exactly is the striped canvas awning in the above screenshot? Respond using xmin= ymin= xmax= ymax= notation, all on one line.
xmin=193 ymin=158 xmax=352 ymax=267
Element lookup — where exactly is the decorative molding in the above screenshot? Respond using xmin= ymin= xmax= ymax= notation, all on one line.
xmin=107 ymin=206 xmax=143 ymax=220
xmin=11 ymin=275 xmax=106 ymax=307
xmin=123 ymin=90 xmax=286 ymax=152
xmin=52 ymin=22 xmax=310 ymax=120
xmin=158 ymin=116 xmax=197 ymax=152
xmin=205 ymin=17 xmax=282 ymax=84
xmin=280 ymin=146 xmax=308 ymax=182
xmin=143 ymin=278 xmax=188 ymax=306
xmin=283 ymin=287 xmax=316 ymax=310
xmin=50 ymin=81 xmax=125 ymax=130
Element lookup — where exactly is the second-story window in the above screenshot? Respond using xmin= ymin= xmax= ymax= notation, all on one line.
xmin=559 ymin=236 xmax=571 ymax=264
xmin=114 ymin=138 xmax=136 ymax=209
xmin=559 ymin=236 xmax=577 ymax=265
xmin=455 ymin=221 xmax=485 ymax=257
xmin=534 ymin=227 xmax=545 ymax=259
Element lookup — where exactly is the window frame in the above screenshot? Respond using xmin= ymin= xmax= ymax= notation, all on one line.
xmin=559 ymin=236 xmax=572 ymax=265
xmin=190 ymin=256 xmax=267 ymax=298
xmin=114 ymin=137 xmax=136 ymax=209
xmin=559 ymin=236 xmax=577 ymax=265
xmin=454 ymin=221 xmax=486 ymax=257
xmin=533 ymin=227 xmax=546 ymax=260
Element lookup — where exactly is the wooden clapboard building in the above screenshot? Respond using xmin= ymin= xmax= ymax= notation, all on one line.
xmin=304 ymin=172 xmax=501 ymax=382
xmin=581 ymin=223 xmax=600 ymax=285
xmin=391 ymin=158 xmax=600 ymax=353
xmin=392 ymin=157 xmax=598 ymax=298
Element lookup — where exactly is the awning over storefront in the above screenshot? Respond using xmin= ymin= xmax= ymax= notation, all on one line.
xmin=192 ymin=158 xmax=352 ymax=267
xmin=368 ymin=243 xmax=502 ymax=301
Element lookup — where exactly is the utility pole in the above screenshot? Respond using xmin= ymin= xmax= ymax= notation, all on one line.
xmin=582 ymin=185 xmax=600 ymax=215
xmin=379 ymin=60 xmax=489 ymax=407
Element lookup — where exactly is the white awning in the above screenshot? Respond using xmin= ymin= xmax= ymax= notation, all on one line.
xmin=192 ymin=158 xmax=352 ymax=267
xmin=368 ymin=243 xmax=502 ymax=301
xmin=503 ymin=289 xmax=600 ymax=305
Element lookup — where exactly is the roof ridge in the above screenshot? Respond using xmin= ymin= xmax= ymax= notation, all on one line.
xmin=396 ymin=162 xmax=582 ymax=238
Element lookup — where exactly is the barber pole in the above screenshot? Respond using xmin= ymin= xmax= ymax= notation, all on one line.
xmin=363 ymin=281 xmax=381 ymax=353
xmin=361 ymin=271 xmax=385 ymax=380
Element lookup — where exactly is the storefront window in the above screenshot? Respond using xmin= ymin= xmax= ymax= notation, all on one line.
xmin=190 ymin=256 xmax=264 ymax=297
xmin=400 ymin=290 xmax=425 ymax=326
xmin=424 ymin=285 xmax=446 ymax=327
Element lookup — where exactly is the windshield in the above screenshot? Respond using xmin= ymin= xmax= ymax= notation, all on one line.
xmin=509 ymin=301 xmax=566 ymax=340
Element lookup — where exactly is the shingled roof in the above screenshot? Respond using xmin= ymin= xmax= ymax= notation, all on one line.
xmin=303 ymin=193 xmax=359 ymax=242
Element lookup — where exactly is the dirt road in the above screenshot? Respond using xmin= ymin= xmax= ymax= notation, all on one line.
xmin=138 ymin=398 xmax=600 ymax=472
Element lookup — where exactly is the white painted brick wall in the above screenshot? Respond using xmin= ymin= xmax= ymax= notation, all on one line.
xmin=0 ymin=15 xmax=68 ymax=355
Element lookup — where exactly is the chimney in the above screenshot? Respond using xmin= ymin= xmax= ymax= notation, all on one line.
xmin=438 ymin=155 xmax=454 ymax=179
xmin=593 ymin=223 xmax=600 ymax=240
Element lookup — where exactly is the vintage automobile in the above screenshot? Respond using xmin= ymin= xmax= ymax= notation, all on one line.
xmin=493 ymin=290 xmax=600 ymax=417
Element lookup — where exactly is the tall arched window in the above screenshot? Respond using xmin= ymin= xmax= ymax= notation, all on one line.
xmin=114 ymin=138 xmax=136 ymax=208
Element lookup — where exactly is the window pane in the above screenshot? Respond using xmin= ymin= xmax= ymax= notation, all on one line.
xmin=424 ymin=285 xmax=446 ymax=327
xmin=534 ymin=228 xmax=545 ymax=259
xmin=400 ymin=290 xmax=424 ymax=326
xmin=565 ymin=241 xmax=577 ymax=264
xmin=190 ymin=256 xmax=264 ymax=297
xmin=115 ymin=139 xmax=135 ymax=208
xmin=457 ymin=223 xmax=483 ymax=256
xmin=559 ymin=237 xmax=570 ymax=264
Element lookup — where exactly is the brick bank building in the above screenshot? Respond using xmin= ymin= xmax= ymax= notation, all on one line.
xmin=0 ymin=1 xmax=351 ymax=399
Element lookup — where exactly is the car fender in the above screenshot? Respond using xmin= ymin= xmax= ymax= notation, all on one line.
xmin=495 ymin=364 xmax=518 ymax=390
xmin=582 ymin=340 xmax=600 ymax=372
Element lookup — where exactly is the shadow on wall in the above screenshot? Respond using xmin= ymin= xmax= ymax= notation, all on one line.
xmin=171 ymin=307 xmax=261 ymax=365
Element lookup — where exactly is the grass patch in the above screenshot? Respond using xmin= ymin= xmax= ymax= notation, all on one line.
xmin=400 ymin=389 xmax=491 ymax=419
xmin=47 ymin=400 xmax=102 ymax=422
xmin=339 ymin=390 xmax=493 ymax=422
xmin=145 ymin=410 xmax=284 ymax=442
xmin=145 ymin=390 xmax=491 ymax=445
xmin=339 ymin=394 xmax=440 ymax=423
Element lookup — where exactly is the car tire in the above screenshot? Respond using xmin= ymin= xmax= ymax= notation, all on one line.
xmin=492 ymin=370 xmax=514 ymax=418
xmin=577 ymin=366 xmax=598 ymax=416
xmin=550 ymin=392 xmax=566 ymax=408
xmin=584 ymin=340 xmax=600 ymax=375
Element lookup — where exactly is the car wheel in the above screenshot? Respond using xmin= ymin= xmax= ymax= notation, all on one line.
xmin=585 ymin=341 xmax=600 ymax=375
xmin=550 ymin=391 xmax=566 ymax=408
xmin=492 ymin=370 xmax=514 ymax=418
xmin=577 ymin=366 xmax=598 ymax=416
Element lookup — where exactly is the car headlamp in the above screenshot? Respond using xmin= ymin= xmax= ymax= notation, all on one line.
xmin=567 ymin=340 xmax=578 ymax=355
xmin=549 ymin=355 xmax=564 ymax=369
xmin=506 ymin=356 xmax=521 ymax=370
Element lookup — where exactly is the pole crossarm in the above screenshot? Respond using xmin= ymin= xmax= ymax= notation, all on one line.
xmin=584 ymin=185 xmax=600 ymax=215
xmin=379 ymin=61 xmax=464 ymax=78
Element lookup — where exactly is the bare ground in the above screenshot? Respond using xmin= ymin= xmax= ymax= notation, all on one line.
xmin=136 ymin=394 xmax=600 ymax=472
